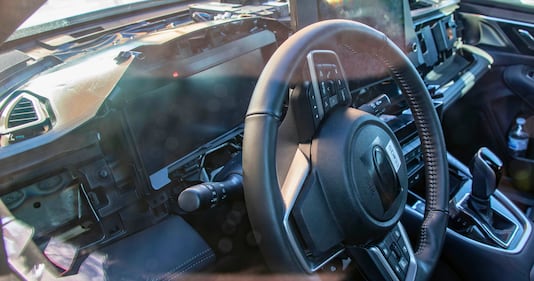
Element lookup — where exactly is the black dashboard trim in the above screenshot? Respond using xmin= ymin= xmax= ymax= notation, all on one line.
xmin=0 ymin=131 xmax=102 ymax=194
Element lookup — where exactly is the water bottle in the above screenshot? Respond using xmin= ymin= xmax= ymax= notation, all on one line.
xmin=508 ymin=117 xmax=529 ymax=157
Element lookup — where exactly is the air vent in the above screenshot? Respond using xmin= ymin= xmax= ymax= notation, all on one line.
xmin=0 ymin=92 xmax=53 ymax=146
xmin=7 ymin=98 xmax=38 ymax=128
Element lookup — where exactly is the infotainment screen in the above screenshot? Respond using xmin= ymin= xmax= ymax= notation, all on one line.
xmin=289 ymin=0 xmax=408 ymax=51
xmin=289 ymin=0 xmax=414 ymax=82
xmin=318 ymin=0 xmax=405 ymax=49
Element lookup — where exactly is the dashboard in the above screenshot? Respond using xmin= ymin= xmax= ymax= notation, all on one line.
xmin=0 ymin=0 xmax=494 ymax=276
xmin=121 ymin=29 xmax=276 ymax=190
xmin=0 ymin=17 xmax=288 ymax=261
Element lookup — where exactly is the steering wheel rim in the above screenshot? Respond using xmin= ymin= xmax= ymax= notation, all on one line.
xmin=243 ymin=20 xmax=449 ymax=281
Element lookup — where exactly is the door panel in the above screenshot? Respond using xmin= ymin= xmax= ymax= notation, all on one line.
xmin=461 ymin=11 xmax=534 ymax=62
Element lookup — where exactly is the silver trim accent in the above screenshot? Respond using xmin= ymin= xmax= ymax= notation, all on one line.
xmin=518 ymin=28 xmax=534 ymax=48
xmin=461 ymin=13 xmax=534 ymax=30
xmin=0 ymin=92 xmax=49 ymax=134
xmin=306 ymin=52 xmax=325 ymax=121
xmin=281 ymin=148 xmax=312 ymax=272
xmin=281 ymin=148 xmax=344 ymax=272
xmin=281 ymin=149 xmax=310 ymax=210
xmin=456 ymin=192 xmax=520 ymax=249
xmin=518 ymin=29 xmax=534 ymax=42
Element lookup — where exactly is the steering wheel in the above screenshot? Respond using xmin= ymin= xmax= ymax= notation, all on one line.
xmin=243 ymin=20 xmax=449 ymax=281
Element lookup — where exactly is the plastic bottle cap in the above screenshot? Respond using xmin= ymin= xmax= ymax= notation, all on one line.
xmin=516 ymin=117 xmax=526 ymax=125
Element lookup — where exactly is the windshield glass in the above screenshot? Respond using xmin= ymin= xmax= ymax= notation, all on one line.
xmin=19 ymin=0 xmax=148 ymax=29
xmin=10 ymin=0 xmax=184 ymax=41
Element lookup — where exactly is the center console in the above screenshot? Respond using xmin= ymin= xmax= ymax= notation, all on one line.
xmin=403 ymin=149 xmax=534 ymax=281
xmin=397 ymin=2 xmax=534 ymax=280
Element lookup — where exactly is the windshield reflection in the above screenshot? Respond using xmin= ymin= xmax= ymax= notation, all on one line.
xmin=9 ymin=0 xmax=185 ymax=42
xmin=19 ymin=0 xmax=149 ymax=29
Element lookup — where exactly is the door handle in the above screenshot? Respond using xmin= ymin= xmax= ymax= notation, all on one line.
xmin=517 ymin=28 xmax=534 ymax=50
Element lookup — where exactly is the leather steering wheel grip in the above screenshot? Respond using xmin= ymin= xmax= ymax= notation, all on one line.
xmin=243 ymin=20 xmax=449 ymax=280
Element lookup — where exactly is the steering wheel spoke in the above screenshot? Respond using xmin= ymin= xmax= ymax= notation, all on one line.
xmin=280 ymin=147 xmax=310 ymax=211
xmin=278 ymin=148 xmax=346 ymax=272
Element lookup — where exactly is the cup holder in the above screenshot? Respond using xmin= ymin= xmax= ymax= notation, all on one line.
xmin=507 ymin=137 xmax=534 ymax=192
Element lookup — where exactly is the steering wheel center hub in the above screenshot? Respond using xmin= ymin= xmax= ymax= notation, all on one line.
xmin=372 ymin=145 xmax=400 ymax=213
xmin=311 ymin=108 xmax=408 ymax=244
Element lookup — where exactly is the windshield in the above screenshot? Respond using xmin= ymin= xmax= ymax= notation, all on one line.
xmin=19 ymin=0 xmax=149 ymax=29
xmin=9 ymin=0 xmax=185 ymax=41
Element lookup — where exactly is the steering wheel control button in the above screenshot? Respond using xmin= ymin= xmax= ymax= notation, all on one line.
xmin=399 ymin=258 xmax=408 ymax=271
xmin=307 ymin=50 xmax=352 ymax=126
xmin=378 ymin=227 xmax=410 ymax=279
xmin=401 ymin=244 xmax=409 ymax=255
xmin=380 ymin=244 xmax=390 ymax=257
xmin=393 ymin=229 xmax=401 ymax=240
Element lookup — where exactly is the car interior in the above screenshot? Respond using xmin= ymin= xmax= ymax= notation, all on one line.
xmin=0 ymin=0 xmax=534 ymax=280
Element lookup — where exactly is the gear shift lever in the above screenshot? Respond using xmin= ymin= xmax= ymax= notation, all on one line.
xmin=464 ymin=147 xmax=516 ymax=248
xmin=469 ymin=147 xmax=503 ymax=219
xmin=470 ymin=147 xmax=503 ymax=200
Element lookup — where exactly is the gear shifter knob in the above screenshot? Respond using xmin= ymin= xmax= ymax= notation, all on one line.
xmin=469 ymin=147 xmax=503 ymax=201
xmin=463 ymin=148 xmax=516 ymax=248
